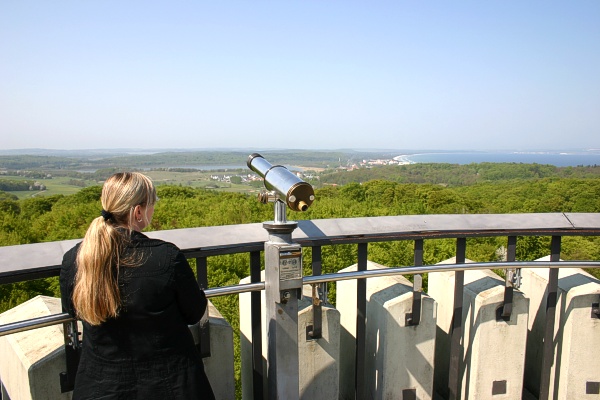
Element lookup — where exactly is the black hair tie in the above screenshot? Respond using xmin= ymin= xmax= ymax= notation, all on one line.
xmin=101 ymin=209 xmax=113 ymax=221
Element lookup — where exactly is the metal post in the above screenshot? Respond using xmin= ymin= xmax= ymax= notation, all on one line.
xmin=355 ymin=243 xmax=368 ymax=399
xmin=263 ymin=209 xmax=302 ymax=400
xmin=448 ymin=237 xmax=466 ymax=400
xmin=539 ymin=236 xmax=561 ymax=400
xmin=196 ymin=256 xmax=211 ymax=358
xmin=407 ymin=239 xmax=423 ymax=326
xmin=308 ymin=246 xmax=323 ymax=339
xmin=250 ymin=250 xmax=265 ymax=400
xmin=501 ymin=236 xmax=518 ymax=319
xmin=59 ymin=319 xmax=81 ymax=393
xmin=1 ymin=380 xmax=9 ymax=400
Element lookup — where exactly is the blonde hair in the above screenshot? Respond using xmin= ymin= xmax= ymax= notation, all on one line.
xmin=73 ymin=172 xmax=157 ymax=325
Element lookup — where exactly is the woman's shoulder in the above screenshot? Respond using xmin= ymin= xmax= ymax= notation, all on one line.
xmin=60 ymin=242 xmax=81 ymax=286
xmin=129 ymin=232 xmax=186 ymax=273
xmin=62 ymin=242 xmax=81 ymax=265
xmin=131 ymin=231 xmax=181 ymax=253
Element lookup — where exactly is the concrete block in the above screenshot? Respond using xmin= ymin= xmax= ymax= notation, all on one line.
xmin=520 ymin=256 xmax=600 ymax=399
xmin=298 ymin=287 xmax=340 ymax=400
xmin=239 ymin=274 xmax=267 ymax=400
xmin=336 ymin=261 xmax=437 ymax=400
xmin=428 ymin=258 xmax=529 ymax=400
xmin=190 ymin=301 xmax=235 ymax=400
xmin=0 ymin=297 xmax=233 ymax=400
xmin=239 ymin=273 xmax=340 ymax=400
xmin=0 ymin=295 xmax=72 ymax=400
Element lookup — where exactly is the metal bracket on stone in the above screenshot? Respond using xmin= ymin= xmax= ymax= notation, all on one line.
xmin=507 ymin=268 xmax=522 ymax=289
xmin=500 ymin=268 xmax=521 ymax=320
xmin=59 ymin=320 xmax=81 ymax=393
xmin=307 ymin=283 xmax=326 ymax=340
xmin=197 ymin=309 xmax=211 ymax=358
xmin=406 ymin=274 xmax=422 ymax=326
xmin=196 ymin=256 xmax=211 ymax=358
xmin=406 ymin=240 xmax=424 ymax=326
xmin=592 ymin=298 xmax=600 ymax=319
xmin=500 ymin=237 xmax=519 ymax=320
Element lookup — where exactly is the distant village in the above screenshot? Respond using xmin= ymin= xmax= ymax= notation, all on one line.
xmin=352 ymin=156 xmax=412 ymax=169
xmin=1 ymin=155 xmax=413 ymax=193
xmin=209 ymin=171 xmax=318 ymax=185
xmin=208 ymin=156 xmax=409 ymax=184
xmin=209 ymin=173 xmax=263 ymax=185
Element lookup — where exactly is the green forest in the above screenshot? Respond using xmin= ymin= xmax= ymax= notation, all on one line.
xmin=319 ymin=162 xmax=600 ymax=186
xmin=1 ymin=162 xmax=600 ymax=397
xmin=0 ymin=149 xmax=384 ymax=171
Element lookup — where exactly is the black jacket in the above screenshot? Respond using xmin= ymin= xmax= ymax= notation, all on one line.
xmin=60 ymin=230 xmax=215 ymax=399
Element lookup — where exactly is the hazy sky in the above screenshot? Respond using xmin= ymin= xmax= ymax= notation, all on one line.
xmin=1 ymin=1 xmax=599 ymax=151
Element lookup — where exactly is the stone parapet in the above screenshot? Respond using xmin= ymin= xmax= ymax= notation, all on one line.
xmin=0 ymin=296 xmax=233 ymax=400
xmin=337 ymin=261 xmax=437 ymax=400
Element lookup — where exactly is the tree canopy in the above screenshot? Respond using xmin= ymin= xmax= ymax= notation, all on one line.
xmin=1 ymin=166 xmax=599 ymax=398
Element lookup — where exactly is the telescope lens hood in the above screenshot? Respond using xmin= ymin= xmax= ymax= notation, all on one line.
xmin=247 ymin=153 xmax=263 ymax=169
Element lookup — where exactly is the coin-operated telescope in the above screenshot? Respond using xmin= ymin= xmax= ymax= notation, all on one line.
xmin=247 ymin=153 xmax=315 ymax=224
xmin=247 ymin=153 xmax=316 ymax=398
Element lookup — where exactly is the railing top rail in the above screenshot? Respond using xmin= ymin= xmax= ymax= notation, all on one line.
xmin=2 ymin=259 xmax=599 ymax=338
xmin=1 ymin=213 xmax=600 ymax=284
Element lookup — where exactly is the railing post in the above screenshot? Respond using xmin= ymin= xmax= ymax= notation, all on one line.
xmin=263 ymin=212 xmax=302 ymax=400
xmin=250 ymin=250 xmax=264 ymax=400
xmin=539 ymin=235 xmax=561 ymax=400
xmin=308 ymin=246 xmax=323 ymax=339
xmin=406 ymin=239 xmax=423 ymax=326
xmin=501 ymin=236 xmax=519 ymax=319
xmin=196 ymin=256 xmax=211 ymax=358
xmin=1 ymin=380 xmax=8 ymax=400
xmin=59 ymin=319 xmax=81 ymax=393
xmin=355 ymin=242 xmax=368 ymax=399
xmin=448 ymin=237 xmax=466 ymax=400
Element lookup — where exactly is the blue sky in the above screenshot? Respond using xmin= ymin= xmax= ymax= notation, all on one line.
xmin=1 ymin=1 xmax=599 ymax=151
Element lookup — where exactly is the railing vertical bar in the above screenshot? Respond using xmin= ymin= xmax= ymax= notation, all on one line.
xmin=1 ymin=380 xmax=8 ymax=400
xmin=501 ymin=236 xmax=518 ymax=318
xmin=58 ymin=320 xmax=81 ymax=393
xmin=250 ymin=250 xmax=264 ymax=400
xmin=448 ymin=237 xmax=466 ymax=400
xmin=196 ymin=256 xmax=211 ymax=358
xmin=312 ymin=246 xmax=322 ymax=276
xmin=196 ymin=256 xmax=209 ymax=289
xmin=355 ymin=243 xmax=368 ymax=399
xmin=539 ymin=236 xmax=561 ymax=400
xmin=407 ymin=239 xmax=423 ymax=325
xmin=310 ymin=246 xmax=323 ymax=339
xmin=507 ymin=236 xmax=517 ymax=262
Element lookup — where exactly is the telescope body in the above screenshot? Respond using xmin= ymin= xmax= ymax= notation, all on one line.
xmin=247 ymin=153 xmax=315 ymax=212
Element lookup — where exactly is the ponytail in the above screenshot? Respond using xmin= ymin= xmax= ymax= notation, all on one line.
xmin=72 ymin=172 xmax=156 ymax=325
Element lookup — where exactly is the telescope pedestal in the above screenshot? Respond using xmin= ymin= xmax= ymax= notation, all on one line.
xmin=263 ymin=222 xmax=302 ymax=400
xmin=248 ymin=153 xmax=314 ymax=399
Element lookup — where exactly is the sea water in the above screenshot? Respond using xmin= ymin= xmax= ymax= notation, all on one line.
xmin=397 ymin=152 xmax=600 ymax=167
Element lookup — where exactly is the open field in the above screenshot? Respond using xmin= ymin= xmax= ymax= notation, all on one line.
xmin=0 ymin=175 xmax=99 ymax=199
xmin=3 ymin=151 xmax=600 ymax=201
xmin=1 ymin=170 xmax=263 ymax=199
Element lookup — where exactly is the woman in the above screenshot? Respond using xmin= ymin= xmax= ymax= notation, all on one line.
xmin=60 ymin=172 xmax=215 ymax=399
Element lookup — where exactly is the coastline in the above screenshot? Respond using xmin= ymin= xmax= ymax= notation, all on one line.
xmin=392 ymin=155 xmax=416 ymax=165
xmin=394 ymin=151 xmax=600 ymax=167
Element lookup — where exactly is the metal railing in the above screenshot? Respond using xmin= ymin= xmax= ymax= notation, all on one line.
xmin=1 ymin=212 xmax=600 ymax=400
